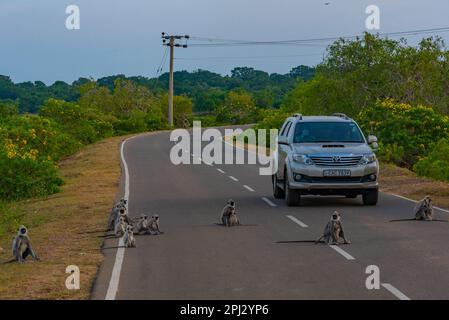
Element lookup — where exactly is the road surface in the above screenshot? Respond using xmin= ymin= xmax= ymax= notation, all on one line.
xmin=92 ymin=127 xmax=449 ymax=300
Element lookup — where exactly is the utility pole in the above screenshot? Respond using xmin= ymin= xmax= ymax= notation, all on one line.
xmin=161 ymin=33 xmax=189 ymax=127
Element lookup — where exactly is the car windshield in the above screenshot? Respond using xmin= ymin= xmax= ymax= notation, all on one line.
xmin=293 ymin=122 xmax=364 ymax=143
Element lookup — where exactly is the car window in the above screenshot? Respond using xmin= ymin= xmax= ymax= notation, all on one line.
xmin=279 ymin=122 xmax=288 ymax=136
xmin=284 ymin=122 xmax=292 ymax=137
xmin=293 ymin=122 xmax=364 ymax=143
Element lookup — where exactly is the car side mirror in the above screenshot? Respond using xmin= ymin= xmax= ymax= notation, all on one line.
xmin=278 ymin=136 xmax=289 ymax=145
xmin=368 ymin=135 xmax=378 ymax=151
xmin=368 ymin=135 xmax=378 ymax=144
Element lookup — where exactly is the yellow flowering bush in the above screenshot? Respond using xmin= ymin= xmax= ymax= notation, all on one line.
xmin=358 ymin=99 xmax=449 ymax=167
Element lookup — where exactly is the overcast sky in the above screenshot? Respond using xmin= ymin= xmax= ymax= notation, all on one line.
xmin=1 ymin=0 xmax=449 ymax=84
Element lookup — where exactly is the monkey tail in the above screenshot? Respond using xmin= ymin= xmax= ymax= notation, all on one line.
xmin=0 ymin=259 xmax=16 ymax=265
xmin=389 ymin=218 xmax=417 ymax=222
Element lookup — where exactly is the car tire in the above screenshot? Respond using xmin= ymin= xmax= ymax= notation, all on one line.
xmin=272 ymin=174 xmax=285 ymax=199
xmin=285 ymin=175 xmax=300 ymax=207
xmin=362 ymin=189 xmax=378 ymax=205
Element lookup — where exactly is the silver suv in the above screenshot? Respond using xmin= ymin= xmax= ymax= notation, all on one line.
xmin=272 ymin=113 xmax=379 ymax=206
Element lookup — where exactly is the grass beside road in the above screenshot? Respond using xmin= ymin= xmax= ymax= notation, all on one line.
xmin=0 ymin=135 xmax=126 ymax=299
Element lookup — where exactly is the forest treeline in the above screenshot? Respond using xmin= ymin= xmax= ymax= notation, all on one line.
xmin=0 ymin=65 xmax=315 ymax=113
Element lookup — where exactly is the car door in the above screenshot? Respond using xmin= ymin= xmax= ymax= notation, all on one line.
xmin=278 ymin=120 xmax=293 ymax=180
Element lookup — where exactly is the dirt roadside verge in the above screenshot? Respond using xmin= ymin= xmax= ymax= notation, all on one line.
xmin=0 ymin=135 xmax=128 ymax=299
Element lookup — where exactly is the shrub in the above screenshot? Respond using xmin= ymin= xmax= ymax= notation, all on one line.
xmin=414 ymin=138 xmax=449 ymax=182
xmin=0 ymin=150 xmax=63 ymax=201
xmin=357 ymin=99 xmax=449 ymax=167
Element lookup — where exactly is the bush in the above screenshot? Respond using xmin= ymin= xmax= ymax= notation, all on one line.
xmin=114 ymin=109 xmax=148 ymax=134
xmin=414 ymin=138 xmax=449 ymax=182
xmin=357 ymin=99 xmax=449 ymax=167
xmin=216 ymin=91 xmax=258 ymax=125
xmin=0 ymin=151 xmax=63 ymax=201
xmin=39 ymin=99 xmax=113 ymax=144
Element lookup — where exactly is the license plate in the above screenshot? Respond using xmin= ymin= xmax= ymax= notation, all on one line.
xmin=323 ymin=169 xmax=351 ymax=177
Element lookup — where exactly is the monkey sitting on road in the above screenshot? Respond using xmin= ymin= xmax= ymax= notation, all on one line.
xmin=148 ymin=214 xmax=162 ymax=235
xmin=220 ymin=199 xmax=236 ymax=227
xmin=414 ymin=196 xmax=434 ymax=221
xmin=390 ymin=196 xmax=447 ymax=222
xmin=134 ymin=214 xmax=149 ymax=234
xmin=228 ymin=209 xmax=240 ymax=226
xmin=114 ymin=216 xmax=127 ymax=238
xmin=12 ymin=225 xmax=40 ymax=263
xmin=115 ymin=207 xmax=132 ymax=226
xmin=107 ymin=199 xmax=128 ymax=231
xmin=316 ymin=211 xmax=350 ymax=245
xmin=123 ymin=225 xmax=136 ymax=248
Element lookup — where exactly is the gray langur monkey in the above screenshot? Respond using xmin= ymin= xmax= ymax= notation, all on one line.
xmin=114 ymin=216 xmax=127 ymax=238
xmin=228 ymin=209 xmax=240 ymax=226
xmin=390 ymin=195 xmax=444 ymax=222
xmin=134 ymin=214 xmax=149 ymax=234
xmin=115 ymin=207 xmax=132 ymax=226
xmin=316 ymin=211 xmax=350 ymax=245
xmin=414 ymin=195 xmax=434 ymax=221
xmin=12 ymin=225 xmax=40 ymax=263
xmin=220 ymin=199 xmax=236 ymax=227
xmin=148 ymin=214 xmax=162 ymax=235
xmin=107 ymin=199 xmax=128 ymax=231
xmin=123 ymin=225 xmax=136 ymax=248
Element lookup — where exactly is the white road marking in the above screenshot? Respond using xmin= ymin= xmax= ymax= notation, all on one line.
xmin=381 ymin=283 xmax=411 ymax=300
xmin=229 ymin=176 xmax=239 ymax=181
xmin=328 ymin=245 xmax=355 ymax=260
xmin=105 ymin=137 xmax=132 ymax=300
xmin=261 ymin=197 xmax=277 ymax=207
xmin=217 ymin=169 xmax=225 ymax=174
xmin=388 ymin=193 xmax=449 ymax=214
xmin=286 ymin=215 xmax=308 ymax=228
xmin=243 ymin=185 xmax=255 ymax=192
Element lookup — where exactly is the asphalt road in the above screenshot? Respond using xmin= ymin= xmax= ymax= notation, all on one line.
xmin=92 ymin=127 xmax=449 ymax=300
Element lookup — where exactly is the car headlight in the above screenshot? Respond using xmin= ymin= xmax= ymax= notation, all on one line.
xmin=359 ymin=154 xmax=376 ymax=165
xmin=292 ymin=154 xmax=314 ymax=165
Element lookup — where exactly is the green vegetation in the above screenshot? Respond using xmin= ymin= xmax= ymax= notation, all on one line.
xmin=0 ymin=65 xmax=315 ymax=114
xmin=0 ymin=80 xmax=170 ymax=202
xmin=414 ymin=139 xmax=449 ymax=182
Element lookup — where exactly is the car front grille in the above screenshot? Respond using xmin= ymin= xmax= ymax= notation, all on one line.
xmin=294 ymin=174 xmax=376 ymax=183
xmin=309 ymin=155 xmax=362 ymax=167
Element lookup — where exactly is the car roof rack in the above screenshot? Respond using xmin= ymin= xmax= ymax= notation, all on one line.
xmin=293 ymin=113 xmax=303 ymax=120
xmin=332 ymin=113 xmax=351 ymax=120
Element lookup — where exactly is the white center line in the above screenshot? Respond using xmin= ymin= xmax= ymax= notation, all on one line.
xmin=243 ymin=185 xmax=255 ymax=192
xmin=381 ymin=283 xmax=411 ymax=300
xmin=286 ymin=215 xmax=308 ymax=228
xmin=261 ymin=197 xmax=277 ymax=207
xmin=229 ymin=176 xmax=239 ymax=182
xmin=217 ymin=169 xmax=225 ymax=174
xmin=328 ymin=245 xmax=355 ymax=260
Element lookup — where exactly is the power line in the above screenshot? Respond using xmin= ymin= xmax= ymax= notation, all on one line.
xmin=174 ymin=53 xmax=323 ymax=61
xmin=187 ymin=26 xmax=449 ymax=47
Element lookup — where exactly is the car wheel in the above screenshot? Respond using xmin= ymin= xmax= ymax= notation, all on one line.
xmin=362 ymin=189 xmax=378 ymax=205
xmin=272 ymin=174 xmax=285 ymax=199
xmin=285 ymin=174 xmax=300 ymax=206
